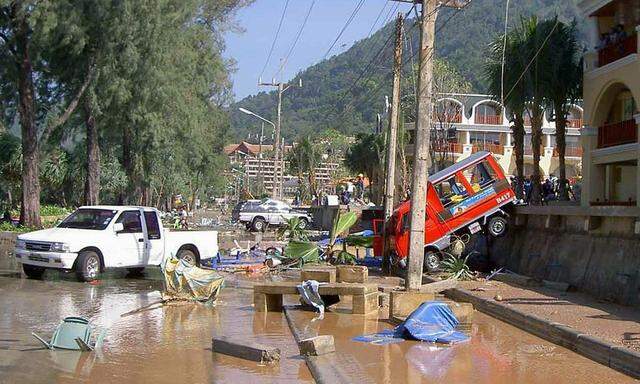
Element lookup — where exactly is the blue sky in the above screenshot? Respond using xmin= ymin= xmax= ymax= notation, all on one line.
xmin=224 ymin=0 xmax=415 ymax=101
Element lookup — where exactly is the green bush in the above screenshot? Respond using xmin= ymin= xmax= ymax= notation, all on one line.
xmin=442 ymin=254 xmax=474 ymax=280
xmin=40 ymin=205 xmax=69 ymax=217
xmin=0 ymin=222 xmax=37 ymax=233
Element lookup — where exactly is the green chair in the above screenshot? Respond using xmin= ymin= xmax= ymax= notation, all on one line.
xmin=32 ymin=316 xmax=104 ymax=351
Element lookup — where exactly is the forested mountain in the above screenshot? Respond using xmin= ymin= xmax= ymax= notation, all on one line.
xmin=230 ymin=0 xmax=584 ymax=142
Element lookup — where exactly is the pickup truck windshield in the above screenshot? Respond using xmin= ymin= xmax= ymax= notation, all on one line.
xmin=58 ymin=209 xmax=117 ymax=230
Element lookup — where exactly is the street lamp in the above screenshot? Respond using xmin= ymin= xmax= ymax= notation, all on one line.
xmin=238 ymin=107 xmax=280 ymax=198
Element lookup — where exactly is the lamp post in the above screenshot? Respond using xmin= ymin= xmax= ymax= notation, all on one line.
xmin=238 ymin=108 xmax=279 ymax=198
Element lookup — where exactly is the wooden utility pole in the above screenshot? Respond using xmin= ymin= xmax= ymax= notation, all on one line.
xmin=391 ymin=0 xmax=470 ymax=290
xmin=259 ymin=77 xmax=302 ymax=199
xmin=382 ymin=13 xmax=404 ymax=274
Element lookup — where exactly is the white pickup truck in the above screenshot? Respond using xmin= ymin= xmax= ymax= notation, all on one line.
xmin=14 ymin=205 xmax=218 ymax=282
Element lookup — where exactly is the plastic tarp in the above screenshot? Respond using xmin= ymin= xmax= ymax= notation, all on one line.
xmin=354 ymin=301 xmax=469 ymax=345
xmin=297 ymin=280 xmax=325 ymax=314
xmin=162 ymin=258 xmax=224 ymax=304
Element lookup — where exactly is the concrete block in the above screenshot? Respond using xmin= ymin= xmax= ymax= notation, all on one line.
xmin=353 ymin=292 xmax=379 ymax=314
xmin=253 ymin=292 xmax=282 ymax=312
xmin=443 ymin=301 xmax=474 ymax=322
xmin=389 ymin=290 xmax=435 ymax=319
xmin=301 ymin=266 xmax=336 ymax=283
xmin=336 ymin=265 xmax=368 ymax=283
xmin=212 ymin=336 xmax=281 ymax=363
xmin=610 ymin=346 xmax=640 ymax=378
xmin=378 ymin=292 xmax=390 ymax=307
xmin=299 ymin=335 xmax=335 ymax=356
xmin=548 ymin=323 xmax=581 ymax=351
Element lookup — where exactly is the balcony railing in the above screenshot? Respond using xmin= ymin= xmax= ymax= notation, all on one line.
xmin=597 ymin=119 xmax=638 ymax=148
xmin=432 ymin=142 xmax=462 ymax=154
xmin=567 ymin=118 xmax=583 ymax=128
xmin=474 ymin=114 xmax=502 ymax=125
xmin=472 ymin=142 xmax=502 ymax=154
xmin=433 ymin=113 xmax=462 ymax=124
xmin=598 ymin=33 xmax=637 ymax=67
xmin=553 ymin=146 xmax=583 ymax=158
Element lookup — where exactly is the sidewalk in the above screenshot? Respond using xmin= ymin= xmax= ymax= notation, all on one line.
xmin=456 ymin=279 xmax=640 ymax=353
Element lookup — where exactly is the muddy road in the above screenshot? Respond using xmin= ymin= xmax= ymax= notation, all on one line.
xmin=0 ymin=270 xmax=635 ymax=384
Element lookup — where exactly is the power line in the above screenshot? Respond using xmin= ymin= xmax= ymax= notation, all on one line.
xmin=367 ymin=0 xmax=392 ymax=38
xmin=259 ymin=0 xmax=290 ymax=81
xmin=275 ymin=0 xmax=316 ymax=80
xmin=322 ymin=0 xmax=366 ymax=61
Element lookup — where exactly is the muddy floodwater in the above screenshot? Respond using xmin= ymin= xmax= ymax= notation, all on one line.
xmin=0 ymin=242 xmax=637 ymax=383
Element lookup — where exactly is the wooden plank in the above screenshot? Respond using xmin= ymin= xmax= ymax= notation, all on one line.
xmin=419 ymin=279 xmax=458 ymax=293
xmin=254 ymin=282 xmax=378 ymax=296
xmin=212 ymin=336 xmax=280 ymax=363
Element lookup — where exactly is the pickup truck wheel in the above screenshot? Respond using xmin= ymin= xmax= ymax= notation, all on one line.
xmin=76 ymin=251 xmax=101 ymax=282
xmin=252 ymin=217 xmax=266 ymax=232
xmin=23 ymin=264 xmax=45 ymax=279
xmin=177 ymin=249 xmax=198 ymax=267
xmin=297 ymin=218 xmax=309 ymax=230
xmin=487 ymin=216 xmax=508 ymax=237
xmin=423 ymin=250 xmax=441 ymax=272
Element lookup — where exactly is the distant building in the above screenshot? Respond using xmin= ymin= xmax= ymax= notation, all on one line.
xmin=404 ymin=93 xmax=584 ymax=179
xmin=579 ymin=0 xmax=640 ymax=206
xmin=224 ymin=141 xmax=340 ymax=195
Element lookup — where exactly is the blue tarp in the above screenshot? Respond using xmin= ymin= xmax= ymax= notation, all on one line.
xmin=354 ymin=301 xmax=469 ymax=345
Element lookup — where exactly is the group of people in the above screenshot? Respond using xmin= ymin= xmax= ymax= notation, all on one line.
xmin=597 ymin=24 xmax=628 ymax=50
xmin=513 ymin=175 xmax=581 ymax=204
xmin=339 ymin=174 xmax=365 ymax=205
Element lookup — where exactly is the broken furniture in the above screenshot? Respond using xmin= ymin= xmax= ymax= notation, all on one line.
xmin=253 ymin=281 xmax=378 ymax=314
xmin=32 ymin=316 xmax=103 ymax=351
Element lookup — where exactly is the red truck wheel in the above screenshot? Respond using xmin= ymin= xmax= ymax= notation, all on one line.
xmin=423 ymin=250 xmax=441 ymax=272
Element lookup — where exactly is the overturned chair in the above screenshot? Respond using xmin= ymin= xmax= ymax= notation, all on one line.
xmin=32 ymin=316 xmax=104 ymax=351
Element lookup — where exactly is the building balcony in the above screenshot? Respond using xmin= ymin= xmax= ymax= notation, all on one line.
xmin=598 ymin=33 xmax=638 ymax=67
xmin=433 ymin=112 xmax=462 ymax=124
xmin=553 ymin=146 xmax=584 ymax=158
xmin=597 ymin=119 xmax=638 ymax=148
xmin=474 ymin=114 xmax=502 ymax=125
xmin=567 ymin=118 xmax=583 ymax=128
xmin=472 ymin=142 xmax=503 ymax=154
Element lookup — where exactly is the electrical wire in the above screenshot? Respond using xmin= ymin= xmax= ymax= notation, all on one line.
xmin=274 ymin=0 xmax=316 ymax=80
xmin=367 ymin=0 xmax=392 ymax=38
xmin=259 ymin=0 xmax=290 ymax=82
xmin=322 ymin=0 xmax=366 ymax=61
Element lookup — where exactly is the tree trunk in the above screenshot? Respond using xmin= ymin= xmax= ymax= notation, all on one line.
xmin=84 ymin=98 xmax=100 ymax=205
xmin=555 ymin=104 xmax=569 ymax=200
xmin=15 ymin=15 xmax=41 ymax=227
xmin=530 ymin=110 xmax=543 ymax=205
xmin=512 ymin=114 xmax=525 ymax=200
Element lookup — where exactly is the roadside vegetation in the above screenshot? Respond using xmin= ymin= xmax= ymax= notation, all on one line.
xmin=0 ymin=0 xmax=253 ymax=227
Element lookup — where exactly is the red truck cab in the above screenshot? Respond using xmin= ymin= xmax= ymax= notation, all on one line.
xmin=373 ymin=151 xmax=515 ymax=271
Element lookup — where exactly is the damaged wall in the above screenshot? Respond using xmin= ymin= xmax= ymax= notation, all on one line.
xmin=485 ymin=212 xmax=640 ymax=307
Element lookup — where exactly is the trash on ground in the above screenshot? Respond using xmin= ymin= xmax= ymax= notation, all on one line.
xmin=32 ymin=316 xmax=105 ymax=351
xmin=354 ymin=301 xmax=469 ymax=345
xmin=297 ymin=280 xmax=325 ymax=314
xmin=212 ymin=336 xmax=281 ymax=363
xmin=162 ymin=257 xmax=224 ymax=304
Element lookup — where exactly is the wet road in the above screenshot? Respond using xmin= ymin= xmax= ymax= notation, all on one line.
xmin=0 ymin=272 xmax=311 ymax=384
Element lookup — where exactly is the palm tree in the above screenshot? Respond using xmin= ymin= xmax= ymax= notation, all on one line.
xmin=543 ymin=20 xmax=582 ymax=200
xmin=485 ymin=30 xmax=528 ymax=200
xmin=345 ymin=133 xmax=385 ymax=204
xmin=287 ymin=137 xmax=322 ymax=203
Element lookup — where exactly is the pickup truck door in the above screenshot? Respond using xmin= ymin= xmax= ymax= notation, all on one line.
xmin=113 ymin=210 xmax=145 ymax=267
xmin=142 ymin=211 xmax=164 ymax=265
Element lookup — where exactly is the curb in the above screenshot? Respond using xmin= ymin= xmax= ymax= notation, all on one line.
xmin=442 ymin=285 xmax=640 ymax=379
xmin=283 ymin=306 xmax=351 ymax=384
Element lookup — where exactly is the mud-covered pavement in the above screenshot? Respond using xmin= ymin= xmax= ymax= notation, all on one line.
xmin=0 ymin=268 xmax=637 ymax=384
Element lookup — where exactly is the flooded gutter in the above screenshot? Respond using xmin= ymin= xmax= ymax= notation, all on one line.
xmin=283 ymin=306 xmax=351 ymax=384
xmin=425 ymin=277 xmax=640 ymax=379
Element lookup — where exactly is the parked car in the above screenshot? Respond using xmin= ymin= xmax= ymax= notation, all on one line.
xmin=14 ymin=205 xmax=218 ymax=282
xmin=373 ymin=151 xmax=515 ymax=271
xmin=231 ymin=199 xmax=261 ymax=223
xmin=238 ymin=198 xmax=312 ymax=232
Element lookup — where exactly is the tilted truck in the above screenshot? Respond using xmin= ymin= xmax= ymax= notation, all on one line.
xmin=373 ymin=151 xmax=516 ymax=271
xmin=14 ymin=206 xmax=218 ymax=282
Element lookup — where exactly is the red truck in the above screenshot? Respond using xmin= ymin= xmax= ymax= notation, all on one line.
xmin=373 ymin=151 xmax=516 ymax=271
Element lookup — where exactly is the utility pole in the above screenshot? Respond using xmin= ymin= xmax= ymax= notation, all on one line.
xmin=382 ymin=13 xmax=404 ymax=274
xmin=258 ymin=76 xmax=302 ymax=199
xmin=258 ymin=122 xmax=264 ymax=196
xmin=392 ymin=0 xmax=470 ymax=290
